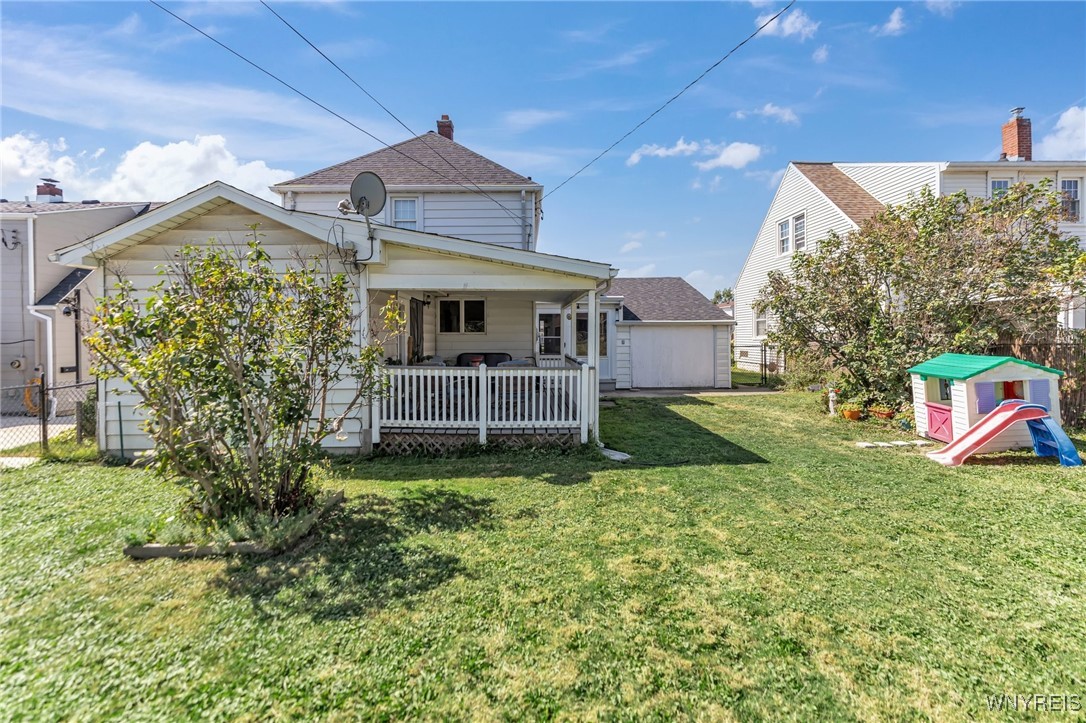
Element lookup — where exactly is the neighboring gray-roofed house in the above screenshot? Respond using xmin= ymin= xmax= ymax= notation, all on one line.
xmin=1 ymin=185 xmax=150 ymax=406
xmin=272 ymin=116 xmax=544 ymax=250
xmin=606 ymin=277 xmax=733 ymax=389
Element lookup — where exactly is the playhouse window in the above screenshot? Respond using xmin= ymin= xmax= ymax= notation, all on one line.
xmin=938 ymin=378 xmax=952 ymax=401
xmin=994 ymin=380 xmax=1025 ymax=403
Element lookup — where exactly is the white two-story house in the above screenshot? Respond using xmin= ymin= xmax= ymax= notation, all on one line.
xmin=733 ymin=109 xmax=1086 ymax=369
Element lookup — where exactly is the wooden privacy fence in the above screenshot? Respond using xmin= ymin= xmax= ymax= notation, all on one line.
xmin=373 ymin=363 xmax=593 ymax=444
xmin=989 ymin=333 xmax=1086 ymax=428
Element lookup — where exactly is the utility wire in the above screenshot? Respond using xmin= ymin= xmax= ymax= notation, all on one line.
xmin=257 ymin=0 xmax=524 ymax=224
xmin=543 ymin=0 xmax=797 ymax=200
xmin=149 ymin=0 xmax=525 ymax=219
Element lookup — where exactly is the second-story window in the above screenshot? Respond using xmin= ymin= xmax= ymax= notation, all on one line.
xmin=392 ymin=198 xmax=417 ymax=229
xmin=792 ymin=213 xmax=806 ymax=251
xmin=1061 ymin=179 xmax=1080 ymax=222
xmin=990 ymin=179 xmax=1010 ymax=199
xmin=778 ymin=219 xmax=791 ymax=254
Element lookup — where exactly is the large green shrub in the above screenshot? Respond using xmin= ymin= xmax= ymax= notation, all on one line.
xmin=88 ymin=233 xmax=404 ymax=520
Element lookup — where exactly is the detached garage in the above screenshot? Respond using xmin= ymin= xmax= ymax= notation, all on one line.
xmin=608 ymin=277 xmax=733 ymax=389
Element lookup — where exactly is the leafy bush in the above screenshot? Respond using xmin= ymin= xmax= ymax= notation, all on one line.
xmin=88 ymin=232 xmax=403 ymax=521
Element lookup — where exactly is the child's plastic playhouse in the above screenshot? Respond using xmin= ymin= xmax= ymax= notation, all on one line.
xmin=907 ymin=353 xmax=1081 ymax=467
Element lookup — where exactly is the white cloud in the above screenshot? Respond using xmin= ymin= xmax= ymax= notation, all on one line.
xmin=748 ymin=0 xmax=774 ymax=7
xmin=734 ymin=103 xmax=800 ymax=125
xmin=553 ymin=42 xmax=661 ymax=80
xmin=685 ymin=270 xmax=728 ymax=297
xmin=626 ymin=137 xmax=700 ymax=166
xmin=695 ymin=142 xmax=762 ymax=171
xmin=620 ymin=240 xmax=642 ymax=254
xmin=744 ymin=167 xmax=787 ymax=190
xmin=812 ymin=45 xmax=829 ymax=63
xmin=620 ymin=263 xmax=657 ymax=277
xmin=757 ymin=8 xmax=819 ymax=41
xmin=873 ymin=7 xmax=907 ymax=36
xmin=1036 ymin=107 xmax=1086 ymax=160
xmin=924 ymin=0 xmax=960 ymax=18
xmin=1 ymin=133 xmax=293 ymax=202
xmin=501 ymin=109 xmax=570 ymax=133
xmin=708 ymin=175 xmax=724 ymax=193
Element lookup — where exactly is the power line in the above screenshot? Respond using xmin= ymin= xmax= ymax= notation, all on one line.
xmin=257 ymin=0 xmax=524 ymax=224
xmin=148 ymin=0 xmax=525 ymax=221
xmin=543 ymin=0 xmax=797 ymax=200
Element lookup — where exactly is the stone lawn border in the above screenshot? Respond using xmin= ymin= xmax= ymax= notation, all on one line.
xmin=123 ymin=490 xmax=346 ymax=560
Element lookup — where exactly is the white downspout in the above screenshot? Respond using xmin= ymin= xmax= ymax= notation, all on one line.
xmin=26 ymin=214 xmax=56 ymax=417
xmin=520 ymin=190 xmax=528 ymax=250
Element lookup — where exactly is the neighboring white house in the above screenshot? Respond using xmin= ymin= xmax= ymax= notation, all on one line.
xmin=0 ymin=181 xmax=149 ymax=413
xmin=272 ymin=115 xmax=543 ymax=251
xmin=52 ymin=182 xmax=616 ymax=456
xmin=606 ymin=277 xmax=733 ymax=389
xmin=733 ymin=109 xmax=1086 ymax=369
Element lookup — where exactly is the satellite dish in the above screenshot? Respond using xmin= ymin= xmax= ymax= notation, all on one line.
xmin=349 ymin=172 xmax=386 ymax=218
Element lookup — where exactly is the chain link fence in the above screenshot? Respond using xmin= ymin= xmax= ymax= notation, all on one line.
xmin=0 ymin=381 xmax=97 ymax=459
xmin=732 ymin=343 xmax=785 ymax=387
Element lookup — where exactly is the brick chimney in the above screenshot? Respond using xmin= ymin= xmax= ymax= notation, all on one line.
xmin=36 ymin=178 xmax=63 ymax=203
xmin=437 ymin=114 xmax=454 ymax=141
xmin=1001 ymin=107 xmax=1032 ymax=162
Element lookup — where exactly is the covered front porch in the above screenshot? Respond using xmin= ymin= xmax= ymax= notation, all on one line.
xmin=364 ymin=233 xmax=615 ymax=451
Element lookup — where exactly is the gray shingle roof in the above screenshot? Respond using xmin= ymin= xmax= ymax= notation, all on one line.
xmin=610 ymin=277 xmax=732 ymax=322
xmin=277 ymin=132 xmax=539 ymax=188
xmin=36 ymin=269 xmax=92 ymax=306
xmin=0 ymin=201 xmax=151 ymax=214
xmin=792 ymin=163 xmax=885 ymax=225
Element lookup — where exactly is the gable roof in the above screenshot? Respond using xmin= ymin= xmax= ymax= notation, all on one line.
xmin=792 ymin=163 xmax=885 ymax=225
xmin=610 ymin=277 xmax=732 ymax=322
xmin=51 ymin=180 xmax=613 ymax=281
xmin=907 ymin=353 xmax=1064 ymax=380
xmin=276 ymin=133 xmax=540 ymax=189
xmin=0 ymin=201 xmax=151 ymax=215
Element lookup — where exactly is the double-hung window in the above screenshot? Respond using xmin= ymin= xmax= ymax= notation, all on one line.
xmin=439 ymin=299 xmax=485 ymax=334
xmin=1061 ymin=179 xmax=1080 ymax=222
xmin=990 ymin=179 xmax=1010 ymax=199
xmin=792 ymin=213 xmax=806 ymax=251
xmin=754 ymin=308 xmax=767 ymax=338
xmin=778 ymin=219 xmax=791 ymax=254
xmin=392 ymin=198 xmax=418 ymax=229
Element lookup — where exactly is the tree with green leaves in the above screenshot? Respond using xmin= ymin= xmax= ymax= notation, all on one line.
xmin=711 ymin=288 xmax=733 ymax=304
xmin=88 ymin=233 xmax=404 ymax=521
xmin=756 ymin=182 xmax=1085 ymax=405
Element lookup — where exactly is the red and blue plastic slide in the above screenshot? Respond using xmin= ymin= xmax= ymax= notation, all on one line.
xmin=927 ymin=399 xmax=1083 ymax=467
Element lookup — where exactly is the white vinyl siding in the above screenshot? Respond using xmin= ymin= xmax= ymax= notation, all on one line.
xmin=836 ymin=163 xmax=940 ymax=207
xmin=733 ymin=164 xmax=858 ymax=362
xmin=614 ymin=324 xmax=632 ymax=389
xmin=100 ymin=202 xmax=367 ymax=456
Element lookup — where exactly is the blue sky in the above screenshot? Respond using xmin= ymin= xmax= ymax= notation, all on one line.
xmin=2 ymin=1 xmax=1084 ymax=295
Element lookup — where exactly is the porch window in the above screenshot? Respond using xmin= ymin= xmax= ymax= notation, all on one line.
xmin=575 ymin=312 xmax=607 ymax=357
xmin=538 ymin=313 xmax=561 ymax=355
xmin=439 ymin=299 xmax=486 ymax=333
xmin=392 ymin=198 xmax=417 ymax=229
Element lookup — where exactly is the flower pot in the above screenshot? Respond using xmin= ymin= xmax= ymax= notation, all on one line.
xmin=871 ymin=410 xmax=895 ymax=420
xmin=841 ymin=409 xmax=862 ymax=421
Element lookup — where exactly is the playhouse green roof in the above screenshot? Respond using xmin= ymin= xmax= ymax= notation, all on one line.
xmin=907 ymin=353 xmax=1064 ymax=381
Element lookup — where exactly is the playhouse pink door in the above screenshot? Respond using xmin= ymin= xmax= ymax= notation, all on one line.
xmin=926 ymin=403 xmax=953 ymax=442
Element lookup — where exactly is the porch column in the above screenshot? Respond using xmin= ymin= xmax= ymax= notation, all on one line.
xmin=587 ymin=289 xmax=599 ymax=442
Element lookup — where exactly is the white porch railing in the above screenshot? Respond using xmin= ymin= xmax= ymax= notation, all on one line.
xmin=372 ymin=363 xmax=593 ymax=444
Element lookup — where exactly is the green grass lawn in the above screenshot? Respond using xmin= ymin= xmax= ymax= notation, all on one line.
xmin=2 ymin=394 xmax=1085 ymax=720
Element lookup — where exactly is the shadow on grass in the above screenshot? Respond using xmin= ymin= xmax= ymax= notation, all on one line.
xmin=332 ymin=397 xmax=767 ymax=487
xmin=214 ymin=487 xmax=494 ymax=620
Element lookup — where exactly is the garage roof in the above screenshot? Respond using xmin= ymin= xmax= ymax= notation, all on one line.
xmin=610 ymin=277 xmax=732 ymax=322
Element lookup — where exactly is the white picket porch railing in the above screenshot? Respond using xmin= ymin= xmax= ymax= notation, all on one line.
xmin=372 ymin=363 xmax=594 ymax=444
